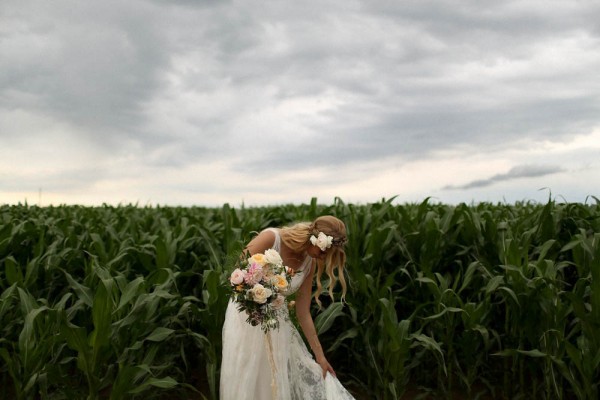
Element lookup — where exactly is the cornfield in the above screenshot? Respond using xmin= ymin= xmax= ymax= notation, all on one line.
xmin=1 ymin=197 xmax=599 ymax=399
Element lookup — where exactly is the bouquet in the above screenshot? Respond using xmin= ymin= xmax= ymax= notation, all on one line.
xmin=228 ymin=248 xmax=293 ymax=332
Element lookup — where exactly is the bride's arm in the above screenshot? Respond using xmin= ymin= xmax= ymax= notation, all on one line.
xmin=296 ymin=262 xmax=336 ymax=378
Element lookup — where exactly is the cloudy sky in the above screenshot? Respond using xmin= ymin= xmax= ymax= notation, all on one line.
xmin=2 ymin=0 xmax=599 ymax=207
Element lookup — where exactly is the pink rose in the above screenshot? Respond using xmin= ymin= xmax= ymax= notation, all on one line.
xmin=271 ymin=294 xmax=285 ymax=309
xmin=230 ymin=268 xmax=246 ymax=285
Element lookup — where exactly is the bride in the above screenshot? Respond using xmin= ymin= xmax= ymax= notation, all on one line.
xmin=220 ymin=215 xmax=355 ymax=399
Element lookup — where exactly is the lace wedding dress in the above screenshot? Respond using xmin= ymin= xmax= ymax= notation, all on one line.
xmin=220 ymin=228 xmax=355 ymax=400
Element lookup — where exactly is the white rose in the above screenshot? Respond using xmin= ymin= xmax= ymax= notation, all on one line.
xmin=249 ymin=283 xmax=273 ymax=304
xmin=230 ymin=268 xmax=246 ymax=285
xmin=264 ymin=249 xmax=283 ymax=266
xmin=310 ymin=232 xmax=333 ymax=251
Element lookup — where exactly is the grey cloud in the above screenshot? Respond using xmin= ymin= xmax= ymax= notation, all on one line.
xmin=1 ymin=1 xmax=174 ymax=146
xmin=443 ymin=164 xmax=565 ymax=190
xmin=227 ymin=92 xmax=599 ymax=175
xmin=207 ymin=1 xmax=600 ymax=173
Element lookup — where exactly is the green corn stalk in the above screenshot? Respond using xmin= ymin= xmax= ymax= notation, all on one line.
xmin=1 ymin=198 xmax=599 ymax=398
xmin=559 ymin=231 xmax=600 ymax=399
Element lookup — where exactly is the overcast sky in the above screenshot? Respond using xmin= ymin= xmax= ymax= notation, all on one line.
xmin=2 ymin=0 xmax=599 ymax=207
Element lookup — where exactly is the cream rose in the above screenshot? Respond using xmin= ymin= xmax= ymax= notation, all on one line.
xmin=264 ymin=249 xmax=283 ymax=266
xmin=249 ymin=284 xmax=272 ymax=304
xmin=262 ymin=266 xmax=275 ymax=280
xmin=229 ymin=268 xmax=245 ymax=285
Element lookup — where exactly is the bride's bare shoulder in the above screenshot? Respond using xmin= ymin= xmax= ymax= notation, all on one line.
xmin=245 ymin=229 xmax=276 ymax=255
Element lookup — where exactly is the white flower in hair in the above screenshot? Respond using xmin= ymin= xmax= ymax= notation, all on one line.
xmin=310 ymin=231 xmax=333 ymax=251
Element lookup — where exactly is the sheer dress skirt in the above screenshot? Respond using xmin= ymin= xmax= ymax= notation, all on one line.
xmin=220 ymin=300 xmax=354 ymax=400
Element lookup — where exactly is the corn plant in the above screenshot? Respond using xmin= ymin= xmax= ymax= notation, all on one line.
xmin=1 ymin=197 xmax=599 ymax=399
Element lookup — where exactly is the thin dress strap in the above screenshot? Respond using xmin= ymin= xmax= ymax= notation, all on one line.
xmin=264 ymin=228 xmax=281 ymax=252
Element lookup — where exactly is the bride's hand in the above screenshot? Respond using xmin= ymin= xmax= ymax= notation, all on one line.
xmin=316 ymin=356 xmax=336 ymax=378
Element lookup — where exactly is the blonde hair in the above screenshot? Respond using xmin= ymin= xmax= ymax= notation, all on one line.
xmin=280 ymin=215 xmax=348 ymax=306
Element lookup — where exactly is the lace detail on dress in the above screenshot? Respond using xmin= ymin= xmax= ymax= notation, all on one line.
xmin=287 ymin=327 xmax=356 ymax=400
xmin=289 ymin=328 xmax=327 ymax=400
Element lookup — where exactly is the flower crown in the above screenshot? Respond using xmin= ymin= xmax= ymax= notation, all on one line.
xmin=309 ymin=231 xmax=347 ymax=251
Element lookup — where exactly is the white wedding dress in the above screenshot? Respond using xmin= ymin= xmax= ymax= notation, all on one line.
xmin=220 ymin=228 xmax=355 ymax=400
